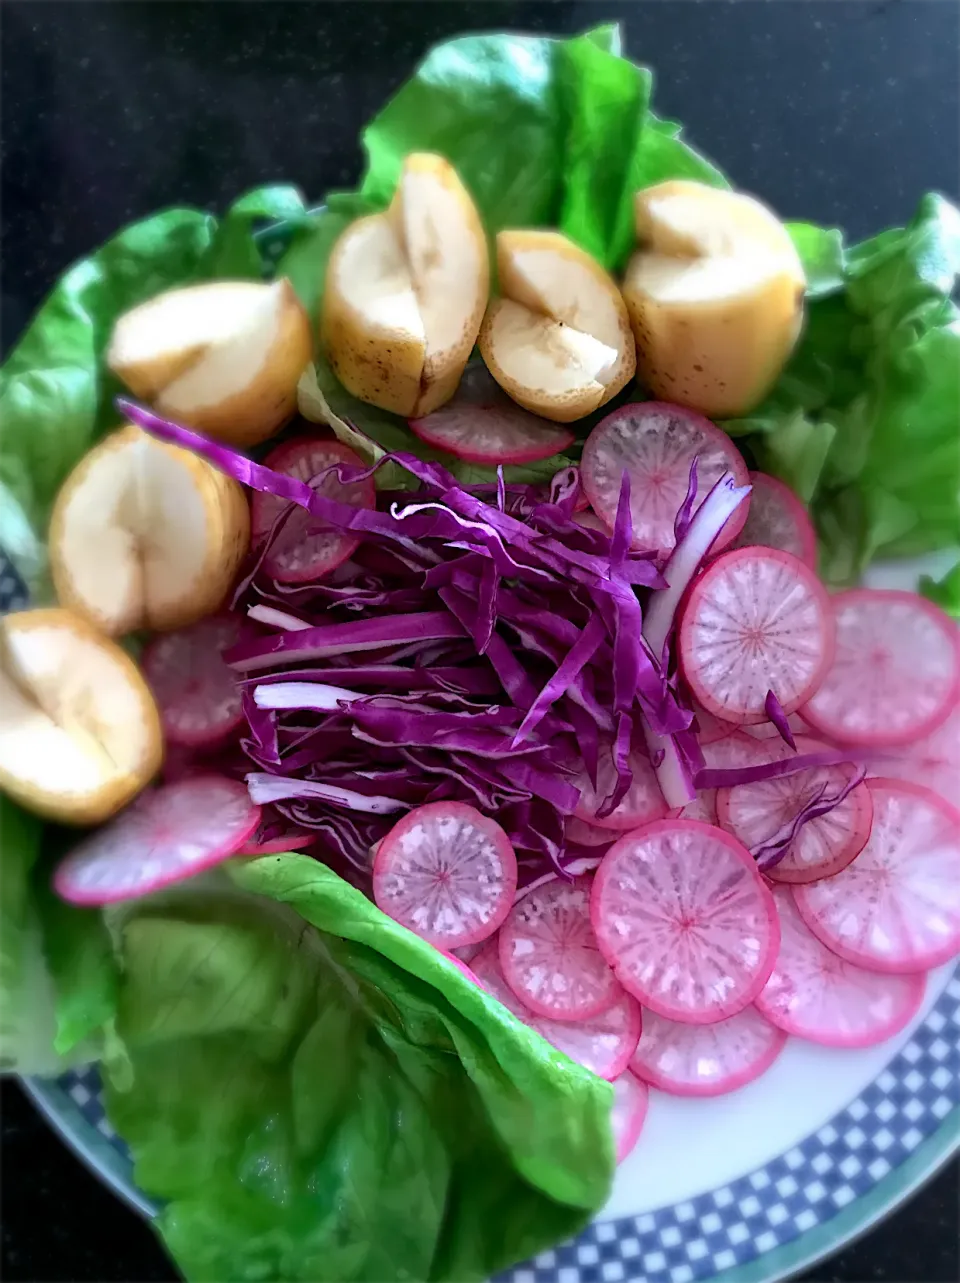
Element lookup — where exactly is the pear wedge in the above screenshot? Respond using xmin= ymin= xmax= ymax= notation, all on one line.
xmin=623 ymin=180 xmax=805 ymax=417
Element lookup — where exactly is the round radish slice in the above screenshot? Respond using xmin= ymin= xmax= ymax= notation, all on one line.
xmin=729 ymin=472 xmax=817 ymax=569
xmin=252 ymin=438 xmax=375 ymax=584
xmin=54 ymin=775 xmax=260 ymax=905
xmin=757 ymin=887 xmax=925 ymax=1047
xmin=372 ymin=802 xmax=517 ymax=949
xmin=591 ymin=819 xmax=779 ymax=1022
xmin=573 ymin=509 xmax=608 ymax=533
xmin=142 ymin=615 xmax=243 ymax=748
xmin=471 ymin=943 xmax=642 ymax=1080
xmin=716 ymin=735 xmax=873 ymax=884
xmin=580 ymin=402 xmax=749 ymax=559
xmin=691 ymin=701 xmax=737 ymax=746
xmin=802 ymin=590 xmax=960 ymax=748
xmin=742 ymin=711 xmax=807 ymax=742
xmin=696 ymin=731 xmax=792 ymax=826
xmin=629 ymin=1004 xmax=786 ymax=1096
xmin=409 ymin=402 xmax=574 ymax=466
xmin=795 ymin=779 xmax=960 ymax=973
xmin=573 ymin=739 xmax=668 ymax=831
xmin=498 ymin=877 xmax=622 ymax=1021
xmin=438 ymin=950 xmax=488 ymax=989
xmin=883 ymin=700 xmax=960 ymax=811
xmin=678 ymin=547 xmax=834 ymax=725
xmin=566 ymin=816 xmax=616 ymax=848
xmin=674 ymin=792 xmax=718 ymax=825
xmin=611 ymin=1072 xmax=649 ymax=1162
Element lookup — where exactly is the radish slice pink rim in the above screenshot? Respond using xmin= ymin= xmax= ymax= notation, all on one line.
xmin=372 ymin=801 xmax=518 ymax=949
xmin=497 ymin=877 xmax=622 ymax=1021
xmin=409 ymin=402 xmax=575 ymax=466
xmin=794 ymin=779 xmax=960 ymax=974
xmin=54 ymin=776 xmax=261 ymax=906
xmin=471 ymin=942 xmax=642 ymax=1080
xmin=580 ymin=402 xmax=750 ymax=559
xmin=730 ymin=471 xmax=818 ymax=569
xmin=881 ymin=700 xmax=960 ymax=810
xmin=591 ymin=819 xmax=780 ymax=1023
xmin=629 ymin=1004 xmax=786 ymax=1097
xmin=238 ymin=833 xmax=315 ymax=856
xmin=573 ymin=738 xmax=669 ymax=831
xmin=252 ymin=438 xmax=375 ymax=584
xmin=757 ymin=887 xmax=926 ymax=1048
xmin=611 ymin=1072 xmax=649 ymax=1162
xmin=801 ymin=589 xmax=960 ymax=748
xmin=142 ymin=615 xmax=243 ymax=748
xmin=678 ymin=546 xmax=835 ymax=725
xmin=716 ymin=735 xmax=874 ymax=884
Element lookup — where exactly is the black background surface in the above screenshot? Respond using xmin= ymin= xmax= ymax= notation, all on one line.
xmin=1 ymin=2 xmax=958 ymax=1280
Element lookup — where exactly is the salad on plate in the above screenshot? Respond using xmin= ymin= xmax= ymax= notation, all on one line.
xmin=1 ymin=24 xmax=958 ymax=1283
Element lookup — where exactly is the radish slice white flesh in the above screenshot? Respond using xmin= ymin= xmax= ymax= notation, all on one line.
xmin=730 ymin=472 xmax=817 ymax=569
xmin=678 ymin=546 xmax=834 ymax=725
xmin=471 ymin=942 xmax=642 ymax=1080
xmin=882 ymin=700 xmax=960 ymax=811
xmin=757 ymin=887 xmax=926 ymax=1047
xmin=498 ymin=877 xmax=622 ymax=1021
xmin=573 ymin=738 xmax=668 ymax=831
xmin=251 ymin=438 xmax=374 ymax=584
xmin=717 ymin=735 xmax=873 ymax=884
xmin=591 ymin=819 xmax=779 ymax=1023
xmin=691 ymin=701 xmax=737 ymax=746
xmin=409 ymin=402 xmax=574 ymax=465
xmin=580 ymin=402 xmax=749 ymax=558
xmin=566 ymin=815 xmax=616 ymax=848
xmin=629 ymin=1004 xmax=786 ymax=1096
xmin=142 ymin=615 xmax=242 ymax=748
xmin=372 ymin=801 xmax=517 ymax=949
xmin=676 ymin=792 xmax=719 ymax=824
xmin=54 ymin=775 xmax=260 ymax=905
xmin=742 ymin=711 xmax=807 ymax=741
xmin=794 ymin=779 xmax=960 ymax=973
xmin=802 ymin=590 xmax=960 ymax=747
xmin=611 ymin=1072 xmax=649 ymax=1162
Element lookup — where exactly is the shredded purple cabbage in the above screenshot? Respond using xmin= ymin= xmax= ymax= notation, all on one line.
xmin=754 ymin=768 xmax=867 ymax=870
xmin=763 ymin=690 xmax=798 ymax=750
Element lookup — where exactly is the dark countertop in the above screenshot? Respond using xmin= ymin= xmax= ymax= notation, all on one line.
xmin=1 ymin=2 xmax=958 ymax=1280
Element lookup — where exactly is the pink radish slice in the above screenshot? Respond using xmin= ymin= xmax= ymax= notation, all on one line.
xmin=566 ymin=816 xmax=616 ymax=847
xmin=742 ymin=711 xmax=808 ymax=742
xmin=757 ymin=887 xmax=926 ymax=1047
xmin=238 ymin=827 xmax=314 ymax=856
xmin=716 ymin=735 xmax=873 ymax=884
xmin=142 ymin=615 xmax=243 ymax=748
xmin=438 ymin=950 xmax=488 ymax=990
xmin=882 ymin=700 xmax=960 ymax=811
xmin=54 ymin=776 xmax=260 ymax=906
xmin=802 ymin=590 xmax=960 ymax=748
xmin=372 ymin=802 xmax=517 ymax=949
xmin=498 ymin=877 xmax=622 ymax=1021
xmin=591 ymin=819 xmax=779 ymax=1022
xmin=629 ymin=1004 xmax=786 ymax=1096
xmin=691 ymin=701 xmax=737 ymax=746
xmin=674 ymin=792 xmax=718 ymax=825
xmin=573 ymin=510 xmax=608 ymax=533
xmin=573 ymin=738 xmax=669 ymax=831
xmin=611 ymin=1072 xmax=649 ymax=1162
xmin=409 ymin=403 xmax=574 ymax=465
xmin=679 ymin=546 xmax=834 ymax=725
xmin=580 ymin=402 xmax=750 ymax=559
xmin=696 ymin=731 xmax=792 ymax=829
xmin=471 ymin=943 xmax=642 ymax=1080
xmin=251 ymin=438 xmax=375 ymax=584
xmin=795 ymin=779 xmax=960 ymax=973
xmin=729 ymin=472 xmax=817 ymax=569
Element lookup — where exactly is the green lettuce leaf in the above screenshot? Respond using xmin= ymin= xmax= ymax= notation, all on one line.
xmin=104 ymin=859 xmax=614 ymax=1283
xmin=920 ymin=562 xmax=960 ymax=618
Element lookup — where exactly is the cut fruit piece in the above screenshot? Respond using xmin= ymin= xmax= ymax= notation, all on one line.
xmin=142 ymin=614 xmax=242 ymax=748
xmin=0 ymin=608 xmax=162 ymax=825
xmin=54 ymin=775 xmax=259 ymax=904
xmin=372 ymin=802 xmax=517 ymax=949
xmin=572 ymin=737 xmax=669 ymax=831
xmin=479 ymin=230 xmax=635 ymax=423
xmin=591 ymin=819 xmax=779 ymax=1023
xmin=730 ymin=472 xmax=817 ymax=569
xmin=322 ymin=154 xmax=488 ymax=416
xmin=498 ymin=877 xmax=622 ymax=1021
xmin=251 ymin=438 xmax=375 ymax=584
xmin=624 ymin=180 xmax=804 ymax=417
xmin=471 ymin=942 xmax=642 ymax=1080
xmin=108 ymin=279 xmax=311 ymax=447
xmin=629 ymin=1003 xmax=786 ymax=1096
xmin=409 ymin=397 xmax=574 ymax=465
xmin=716 ymin=735 xmax=873 ymax=884
xmin=757 ymin=887 xmax=926 ymax=1047
xmin=611 ymin=1072 xmax=649 ymax=1162
xmin=580 ymin=402 xmax=749 ymax=558
xmin=794 ymin=779 xmax=960 ymax=974
xmin=882 ymin=700 xmax=960 ymax=811
xmin=678 ymin=546 xmax=834 ymax=724
xmin=50 ymin=425 xmax=249 ymax=635
xmin=801 ymin=590 xmax=960 ymax=747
